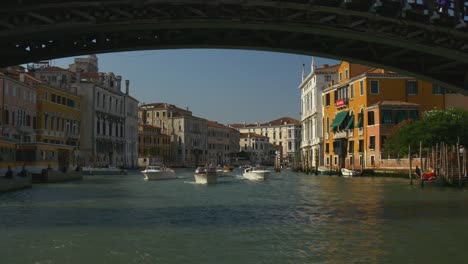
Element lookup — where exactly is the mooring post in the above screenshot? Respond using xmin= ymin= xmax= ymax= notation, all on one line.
xmin=409 ymin=145 xmax=413 ymax=185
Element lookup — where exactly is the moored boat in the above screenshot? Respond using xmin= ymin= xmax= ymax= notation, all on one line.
xmin=341 ymin=168 xmax=360 ymax=177
xmin=243 ymin=166 xmax=271 ymax=181
xmin=223 ymin=165 xmax=235 ymax=172
xmin=317 ymin=167 xmax=338 ymax=175
xmin=194 ymin=166 xmax=218 ymax=184
xmin=142 ymin=165 xmax=176 ymax=180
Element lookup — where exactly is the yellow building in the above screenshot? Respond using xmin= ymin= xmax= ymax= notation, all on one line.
xmin=35 ymin=84 xmax=81 ymax=148
xmin=322 ymin=62 xmax=445 ymax=170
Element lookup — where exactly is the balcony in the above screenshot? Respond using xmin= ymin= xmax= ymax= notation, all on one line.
xmin=334 ymin=130 xmax=347 ymax=139
xmin=347 ymin=129 xmax=354 ymax=137
xmin=325 ymin=133 xmax=329 ymax=140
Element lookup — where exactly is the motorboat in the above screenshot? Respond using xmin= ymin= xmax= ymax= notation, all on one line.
xmin=82 ymin=166 xmax=127 ymax=175
xmin=317 ymin=167 xmax=338 ymax=175
xmin=341 ymin=168 xmax=360 ymax=177
xmin=142 ymin=165 xmax=176 ymax=180
xmin=194 ymin=166 xmax=218 ymax=184
xmin=216 ymin=165 xmax=224 ymax=174
xmin=243 ymin=166 xmax=271 ymax=181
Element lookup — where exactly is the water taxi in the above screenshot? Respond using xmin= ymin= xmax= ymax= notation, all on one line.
xmin=142 ymin=165 xmax=176 ymax=180
xmin=243 ymin=166 xmax=271 ymax=181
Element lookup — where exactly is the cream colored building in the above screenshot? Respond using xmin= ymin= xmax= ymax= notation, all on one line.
xmin=239 ymin=133 xmax=277 ymax=165
xmin=139 ymin=103 xmax=208 ymax=167
xmin=207 ymin=121 xmax=239 ymax=165
xmin=230 ymin=117 xmax=301 ymax=165
xmin=299 ymin=59 xmax=339 ymax=170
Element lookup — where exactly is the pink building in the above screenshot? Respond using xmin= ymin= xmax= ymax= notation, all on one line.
xmin=0 ymin=67 xmax=39 ymax=142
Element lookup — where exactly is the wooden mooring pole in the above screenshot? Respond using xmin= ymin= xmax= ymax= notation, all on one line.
xmin=409 ymin=145 xmax=413 ymax=185
xmin=420 ymin=141 xmax=424 ymax=188
xmin=457 ymin=142 xmax=462 ymax=188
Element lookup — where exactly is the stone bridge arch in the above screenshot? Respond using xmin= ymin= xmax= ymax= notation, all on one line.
xmin=1 ymin=0 xmax=467 ymax=92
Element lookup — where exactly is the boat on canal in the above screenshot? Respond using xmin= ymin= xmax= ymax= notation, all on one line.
xmin=243 ymin=166 xmax=271 ymax=181
xmin=142 ymin=165 xmax=176 ymax=180
xmin=317 ymin=166 xmax=338 ymax=175
xmin=194 ymin=165 xmax=218 ymax=184
xmin=341 ymin=168 xmax=360 ymax=177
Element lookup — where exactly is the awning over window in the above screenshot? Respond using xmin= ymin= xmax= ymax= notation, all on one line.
xmin=331 ymin=111 xmax=349 ymax=129
xmin=345 ymin=115 xmax=354 ymax=129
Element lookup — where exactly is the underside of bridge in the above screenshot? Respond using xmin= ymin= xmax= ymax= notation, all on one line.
xmin=0 ymin=1 xmax=467 ymax=93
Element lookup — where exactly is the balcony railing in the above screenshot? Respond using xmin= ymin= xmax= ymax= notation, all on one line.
xmin=347 ymin=129 xmax=354 ymax=137
xmin=325 ymin=133 xmax=329 ymax=140
xmin=334 ymin=130 xmax=347 ymax=139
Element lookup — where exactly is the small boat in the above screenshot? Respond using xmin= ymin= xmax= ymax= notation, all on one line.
xmin=194 ymin=165 xmax=218 ymax=184
xmin=216 ymin=165 xmax=224 ymax=174
xmin=243 ymin=166 xmax=271 ymax=181
xmin=142 ymin=165 xmax=176 ymax=180
xmin=341 ymin=168 xmax=360 ymax=177
xmin=317 ymin=167 xmax=338 ymax=175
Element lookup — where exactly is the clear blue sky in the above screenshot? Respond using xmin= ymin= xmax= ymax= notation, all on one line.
xmin=48 ymin=49 xmax=338 ymax=125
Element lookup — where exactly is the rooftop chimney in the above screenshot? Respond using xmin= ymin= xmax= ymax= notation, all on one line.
xmin=125 ymin=80 xmax=129 ymax=95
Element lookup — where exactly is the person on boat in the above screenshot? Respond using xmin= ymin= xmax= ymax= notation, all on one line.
xmin=415 ymin=166 xmax=422 ymax=179
xmin=18 ymin=165 xmax=27 ymax=177
xmin=4 ymin=166 xmax=13 ymax=179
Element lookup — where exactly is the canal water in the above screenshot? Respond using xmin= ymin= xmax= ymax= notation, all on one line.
xmin=1 ymin=169 xmax=468 ymax=264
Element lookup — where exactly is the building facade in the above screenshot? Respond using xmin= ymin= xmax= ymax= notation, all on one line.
xmin=239 ymin=133 xmax=277 ymax=165
xmin=123 ymin=80 xmax=139 ymax=169
xmin=207 ymin=121 xmax=239 ymax=165
xmin=0 ymin=69 xmax=38 ymax=142
xmin=138 ymin=124 xmax=171 ymax=167
xmin=139 ymin=103 xmax=208 ymax=167
xmin=230 ymin=117 xmax=301 ymax=165
xmin=72 ymin=73 xmax=127 ymax=167
xmin=322 ymin=61 xmax=445 ymax=171
xmin=299 ymin=59 xmax=339 ymax=170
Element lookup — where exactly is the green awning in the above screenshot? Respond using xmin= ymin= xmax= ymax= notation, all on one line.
xmin=357 ymin=115 xmax=363 ymax=128
xmin=331 ymin=111 xmax=349 ymax=129
xmin=345 ymin=115 xmax=354 ymax=129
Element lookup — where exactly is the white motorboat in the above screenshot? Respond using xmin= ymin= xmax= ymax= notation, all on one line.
xmin=194 ymin=166 xmax=218 ymax=184
xmin=142 ymin=166 xmax=176 ymax=180
xmin=82 ymin=166 xmax=127 ymax=175
xmin=341 ymin=168 xmax=360 ymax=177
xmin=243 ymin=166 xmax=271 ymax=181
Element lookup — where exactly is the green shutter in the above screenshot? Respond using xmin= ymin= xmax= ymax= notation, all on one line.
xmin=345 ymin=115 xmax=354 ymax=129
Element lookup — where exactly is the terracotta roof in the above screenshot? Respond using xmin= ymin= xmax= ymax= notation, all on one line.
xmin=315 ymin=64 xmax=340 ymax=72
xmin=207 ymin=121 xmax=229 ymax=129
xmin=240 ymin=133 xmax=268 ymax=139
xmin=266 ymin=117 xmax=300 ymax=126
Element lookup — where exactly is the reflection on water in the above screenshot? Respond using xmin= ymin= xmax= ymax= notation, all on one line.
xmin=1 ymin=169 xmax=468 ymax=263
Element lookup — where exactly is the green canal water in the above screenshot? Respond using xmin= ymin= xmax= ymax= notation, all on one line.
xmin=1 ymin=169 xmax=468 ymax=264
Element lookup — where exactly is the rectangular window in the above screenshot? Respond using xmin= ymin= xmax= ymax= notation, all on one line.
xmin=370 ymin=80 xmax=379 ymax=94
xmin=358 ymin=140 xmax=364 ymax=152
xmin=325 ymin=94 xmax=330 ymax=106
xmin=339 ymin=72 xmax=342 ymax=81
xmin=433 ymin=86 xmax=444 ymax=95
xmin=53 ymin=95 xmax=58 ymax=103
xmin=348 ymin=140 xmax=354 ymax=153
xmin=369 ymin=136 xmax=376 ymax=150
xmin=326 ymin=157 xmax=330 ymax=165
xmin=325 ymin=143 xmax=329 ymax=153
xmin=360 ymin=81 xmax=364 ymax=96
xmin=12 ymin=86 xmax=16 ymax=97
xmin=370 ymin=156 xmax=375 ymax=166
xmin=345 ymin=69 xmax=349 ymax=79
xmin=33 ymin=116 xmax=36 ymax=129
xmin=334 ymin=156 xmax=338 ymax=165
xmin=409 ymin=110 xmax=419 ymax=120
xmin=350 ymin=156 xmax=354 ymax=165
xmin=396 ymin=110 xmax=407 ymax=123
xmin=325 ymin=75 xmax=331 ymax=82
xmin=350 ymin=84 xmax=354 ymax=98
xmin=406 ymin=81 xmax=418 ymax=95
xmin=4 ymin=82 xmax=8 ymax=96
xmin=382 ymin=110 xmax=393 ymax=125
xmin=368 ymin=111 xmax=375 ymax=126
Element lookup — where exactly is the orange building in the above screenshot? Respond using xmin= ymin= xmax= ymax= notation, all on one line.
xmin=322 ymin=62 xmax=445 ymax=170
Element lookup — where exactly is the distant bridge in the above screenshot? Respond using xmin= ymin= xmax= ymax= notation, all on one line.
xmin=0 ymin=0 xmax=467 ymax=92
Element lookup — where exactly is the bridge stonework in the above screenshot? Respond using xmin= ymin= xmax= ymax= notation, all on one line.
xmin=0 ymin=0 xmax=467 ymax=92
